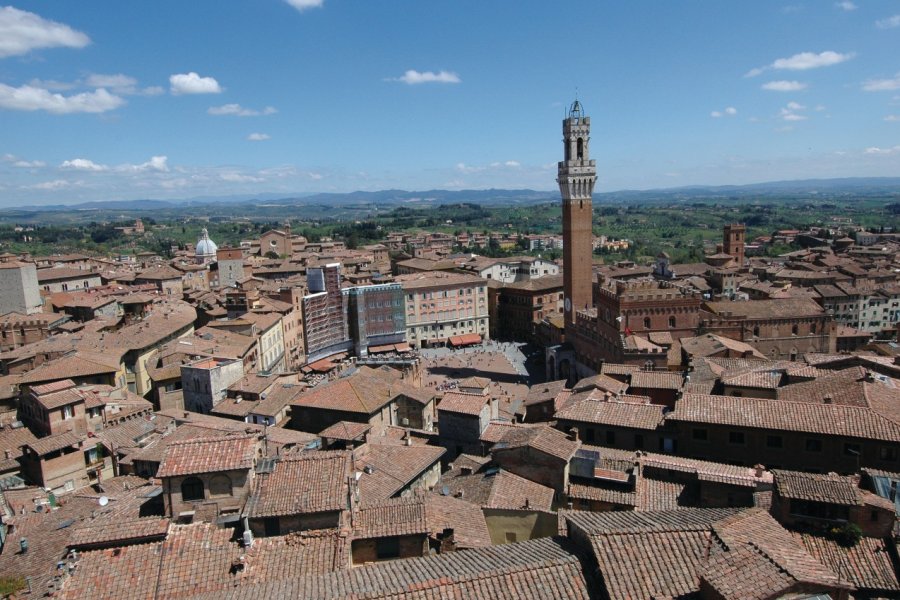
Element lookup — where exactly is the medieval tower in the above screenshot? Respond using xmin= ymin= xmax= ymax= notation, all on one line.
xmin=558 ymin=100 xmax=597 ymax=333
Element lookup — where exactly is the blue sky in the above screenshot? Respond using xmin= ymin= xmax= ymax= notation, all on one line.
xmin=0 ymin=1 xmax=899 ymax=205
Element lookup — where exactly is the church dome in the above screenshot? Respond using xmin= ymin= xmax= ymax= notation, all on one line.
xmin=196 ymin=228 xmax=218 ymax=257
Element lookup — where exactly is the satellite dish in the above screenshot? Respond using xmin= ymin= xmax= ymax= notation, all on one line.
xmin=98 ymin=496 xmax=109 ymax=507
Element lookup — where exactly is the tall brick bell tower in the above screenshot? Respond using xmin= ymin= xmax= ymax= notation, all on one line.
xmin=558 ymin=100 xmax=597 ymax=334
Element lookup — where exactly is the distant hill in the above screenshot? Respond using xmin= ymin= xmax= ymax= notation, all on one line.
xmin=597 ymin=177 xmax=900 ymax=202
xmin=4 ymin=177 xmax=900 ymax=214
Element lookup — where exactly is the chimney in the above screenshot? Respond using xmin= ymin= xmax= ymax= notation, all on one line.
xmin=568 ymin=427 xmax=579 ymax=442
xmin=823 ymin=395 xmax=833 ymax=404
xmin=454 ymin=489 xmax=464 ymax=498
xmin=460 ymin=466 xmax=473 ymax=476
xmin=754 ymin=464 xmax=765 ymax=478
xmin=864 ymin=370 xmax=875 ymax=383
xmin=438 ymin=528 xmax=456 ymax=554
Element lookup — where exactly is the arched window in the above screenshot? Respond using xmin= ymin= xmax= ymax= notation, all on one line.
xmin=668 ymin=316 xmax=676 ymax=329
xmin=643 ymin=317 xmax=651 ymax=329
xmin=810 ymin=323 xmax=817 ymax=334
xmin=791 ymin=324 xmax=799 ymax=336
xmin=181 ymin=476 xmax=204 ymax=501
xmin=577 ymin=138 xmax=584 ymax=160
xmin=208 ymin=474 xmax=233 ymax=497
xmin=753 ymin=326 xmax=760 ymax=338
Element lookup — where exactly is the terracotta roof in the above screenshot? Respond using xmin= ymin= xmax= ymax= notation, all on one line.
xmin=572 ymin=373 xmax=629 ymax=395
xmin=600 ymin=363 xmax=640 ymax=376
xmin=793 ymin=533 xmax=900 ymax=593
xmin=27 ymin=430 xmax=82 ymax=456
xmin=639 ymin=453 xmax=772 ymax=487
xmin=721 ymin=369 xmax=783 ymax=389
xmin=567 ymin=481 xmax=636 ymax=507
xmin=18 ymin=352 xmax=121 ymax=385
xmin=566 ymin=508 xmax=849 ymax=600
xmin=68 ymin=517 xmax=169 ymax=549
xmin=31 ymin=385 xmax=83 ymax=410
xmin=704 ymin=297 xmax=825 ymax=319
xmin=555 ymin=396 xmax=665 ymax=430
xmin=493 ymin=425 xmax=580 ymax=462
xmin=318 ymin=420 xmax=372 ymax=441
xmin=773 ymin=470 xmax=863 ymax=505
xmin=479 ymin=420 xmax=527 ymax=444
xmin=670 ymin=393 xmax=900 ymax=442
xmin=187 ymin=535 xmax=591 ymax=600
xmin=437 ymin=390 xmax=489 ymax=416
xmin=441 ymin=465 xmax=555 ymax=512
xmin=37 ymin=267 xmax=98 ymax=282
xmin=237 ymin=529 xmax=350 ymax=584
xmin=291 ymin=368 xmax=423 ymax=415
xmin=353 ymin=443 xmax=445 ymax=501
xmin=629 ymin=370 xmax=684 ymax=391
xmin=0 ymin=477 xmax=163 ymax=598
xmin=247 ymin=450 xmax=350 ymax=518
xmin=423 ymin=493 xmax=492 ymax=549
xmin=524 ymin=379 xmax=568 ymax=406
xmin=156 ymin=434 xmax=258 ymax=478
xmin=352 ymin=494 xmax=429 ymax=539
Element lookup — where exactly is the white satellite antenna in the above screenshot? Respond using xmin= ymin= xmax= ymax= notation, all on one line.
xmin=98 ymin=496 xmax=109 ymax=507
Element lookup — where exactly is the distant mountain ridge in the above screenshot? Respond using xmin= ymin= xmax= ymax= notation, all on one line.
xmin=6 ymin=177 xmax=900 ymax=213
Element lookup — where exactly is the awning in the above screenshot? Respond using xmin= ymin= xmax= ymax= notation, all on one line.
xmin=394 ymin=342 xmax=412 ymax=353
xmin=368 ymin=344 xmax=395 ymax=354
xmin=449 ymin=333 xmax=482 ymax=347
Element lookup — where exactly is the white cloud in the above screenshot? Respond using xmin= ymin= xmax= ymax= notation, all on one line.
xmin=61 ymin=158 xmax=108 ymax=171
xmin=504 ymin=160 xmax=521 ymax=167
xmin=0 ymin=83 xmax=124 ymax=114
xmin=285 ymin=0 xmax=323 ymax=11
xmin=388 ymin=70 xmax=461 ymax=85
xmin=117 ymin=156 xmax=169 ymax=173
xmin=780 ymin=101 xmax=808 ymax=121
xmin=220 ymin=171 xmax=264 ymax=183
xmin=746 ymin=50 xmax=854 ymax=77
xmin=14 ymin=159 xmax=45 ymax=168
xmin=1 ymin=154 xmax=45 ymax=168
xmin=864 ymin=146 xmax=900 ymax=155
xmin=0 ymin=6 xmax=90 ymax=58
xmin=169 ymin=72 xmax=222 ymax=95
xmin=247 ymin=133 xmax=270 ymax=141
xmin=885 ymin=115 xmax=900 ymax=122
xmin=835 ymin=1 xmax=857 ymax=10
xmin=208 ymin=103 xmax=277 ymax=116
xmin=876 ymin=14 xmax=900 ymax=29
xmin=711 ymin=107 xmax=737 ymax=118
xmin=28 ymin=179 xmax=78 ymax=191
xmin=61 ymin=155 xmax=168 ymax=173
xmin=762 ymin=80 xmax=807 ymax=91
xmin=773 ymin=51 xmax=854 ymax=70
xmin=85 ymin=74 xmax=136 ymax=92
xmin=863 ymin=74 xmax=900 ymax=92
xmin=27 ymin=78 xmax=75 ymax=91
xmin=456 ymin=162 xmax=484 ymax=173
